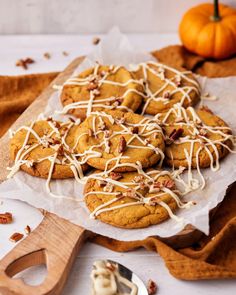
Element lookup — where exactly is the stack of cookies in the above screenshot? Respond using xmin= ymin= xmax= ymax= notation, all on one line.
xmin=8 ymin=62 xmax=235 ymax=229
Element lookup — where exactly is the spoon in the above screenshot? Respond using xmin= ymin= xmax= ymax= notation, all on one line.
xmin=91 ymin=259 xmax=148 ymax=295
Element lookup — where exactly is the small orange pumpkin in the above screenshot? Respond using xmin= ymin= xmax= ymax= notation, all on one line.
xmin=179 ymin=1 xmax=236 ymax=60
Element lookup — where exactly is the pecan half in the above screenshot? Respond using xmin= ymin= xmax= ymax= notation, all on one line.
xmin=9 ymin=232 xmax=24 ymax=243
xmin=131 ymin=126 xmax=139 ymax=134
xmin=167 ymin=128 xmax=184 ymax=144
xmin=109 ymin=172 xmax=123 ymax=181
xmin=0 ymin=212 xmax=13 ymax=224
xmin=147 ymin=279 xmax=158 ymax=295
xmin=118 ymin=136 xmax=127 ymax=153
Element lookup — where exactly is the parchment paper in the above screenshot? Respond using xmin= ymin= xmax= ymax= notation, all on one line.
xmin=0 ymin=28 xmax=236 ymax=240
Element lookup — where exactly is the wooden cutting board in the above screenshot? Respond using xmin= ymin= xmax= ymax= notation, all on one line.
xmin=0 ymin=57 xmax=202 ymax=295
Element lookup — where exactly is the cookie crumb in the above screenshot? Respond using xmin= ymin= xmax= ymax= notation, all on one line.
xmin=147 ymin=279 xmax=158 ymax=295
xmin=62 ymin=51 xmax=69 ymax=56
xmin=92 ymin=37 xmax=100 ymax=45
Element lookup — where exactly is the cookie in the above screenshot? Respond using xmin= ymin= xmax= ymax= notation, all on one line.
xmin=132 ymin=61 xmax=200 ymax=115
xmin=75 ymin=110 xmax=165 ymax=172
xmin=159 ymin=104 xmax=233 ymax=169
xmin=60 ymin=64 xmax=144 ymax=120
xmin=84 ymin=169 xmax=182 ymax=228
xmin=9 ymin=118 xmax=88 ymax=179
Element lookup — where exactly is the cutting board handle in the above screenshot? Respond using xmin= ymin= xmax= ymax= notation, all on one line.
xmin=0 ymin=211 xmax=87 ymax=295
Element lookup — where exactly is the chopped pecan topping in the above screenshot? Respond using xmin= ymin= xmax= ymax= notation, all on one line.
xmin=199 ymin=128 xmax=207 ymax=136
xmin=163 ymin=91 xmax=171 ymax=99
xmin=131 ymin=126 xmax=139 ymax=134
xmin=103 ymin=183 xmax=114 ymax=193
xmin=162 ymin=179 xmax=175 ymax=189
xmin=97 ymin=180 xmax=107 ymax=187
xmin=53 ymin=121 xmax=61 ymax=129
xmin=25 ymin=225 xmax=31 ymax=235
xmin=118 ymin=136 xmax=127 ymax=153
xmin=166 ymin=128 xmax=184 ymax=144
xmin=109 ymin=172 xmax=123 ymax=181
xmin=16 ymin=57 xmax=35 ymax=70
xmin=133 ymin=175 xmax=144 ymax=183
xmin=92 ymin=89 xmax=100 ymax=96
xmin=69 ymin=117 xmax=75 ymax=123
xmin=9 ymin=232 xmax=24 ymax=243
xmin=92 ymin=37 xmax=100 ymax=45
xmin=104 ymin=130 xmax=112 ymax=138
xmin=115 ymin=117 xmax=126 ymax=124
xmin=144 ymin=138 xmax=151 ymax=146
xmin=0 ymin=212 xmax=13 ymax=224
xmin=44 ymin=52 xmax=51 ymax=59
xmin=123 ymin=188 xmax=136 ymax=198
xmin=147 ymin=279 xmax=158 ymax=295
xmin=87 ymin=82 xmax=98 ymax=91
xmin=174 ymin=75 xmax=181 ymax=87
xmin=57 ymin=145 xmax=65 ymax=156
xmin=100 ymin=70 xmax=106 ymax=77
xmin=97 ymin=121 xmax=106 ymax=131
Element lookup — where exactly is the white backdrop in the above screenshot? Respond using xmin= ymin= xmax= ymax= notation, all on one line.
xmin=0 ymin=0 xmax=235 ymax=34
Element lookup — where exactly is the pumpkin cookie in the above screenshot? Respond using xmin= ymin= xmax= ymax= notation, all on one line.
xmin=60 ymin=64 xmax=144 ymax=120
xmin=84 ymin=169 xmax=185 ymax=229
xmin=9 ymin=118 xmax=88 ymax=179
xmin=132 ymin=61 xmax=200 ymax=115
xmin=75 ymin=110 xmax=165 ymax=172
xmin=159 ymin=104 xmax=234 ymax=169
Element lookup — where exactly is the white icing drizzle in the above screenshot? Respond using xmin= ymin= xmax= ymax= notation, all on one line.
xmin=133 ymin=61 xmax=200 ymax=115
xmin=85 ymin=162 xmax=194 ymax=222
xmin=59 ymin=64 xmax=146 ymax=117
xmin=7 ymin=118 xmax=91 ymax=198
xmin=161 ymin=103 xmax=236 ymax=191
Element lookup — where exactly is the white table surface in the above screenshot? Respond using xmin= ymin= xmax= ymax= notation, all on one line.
xmin=0 ymin=33 xmax=235 ymax=294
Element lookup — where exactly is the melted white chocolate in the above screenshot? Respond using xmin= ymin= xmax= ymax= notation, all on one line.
xmin=91 ymin=260 xmax=138 ymax=295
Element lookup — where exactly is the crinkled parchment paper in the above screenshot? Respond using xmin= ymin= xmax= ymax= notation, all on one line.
xmin=1 ymin=28 xmax=236 ymax=240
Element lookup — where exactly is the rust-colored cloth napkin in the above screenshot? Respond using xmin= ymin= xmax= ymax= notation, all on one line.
xmin=0 ymin=72 xmax=58 ymax=137
xmin=1 ymin=46 xmax=236 ymax=280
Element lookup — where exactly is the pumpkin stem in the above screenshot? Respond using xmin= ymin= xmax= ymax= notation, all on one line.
xmin=212 ymin=0 xmax=221 ymax=21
